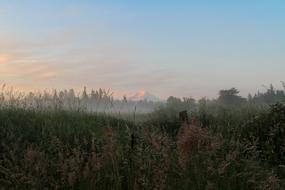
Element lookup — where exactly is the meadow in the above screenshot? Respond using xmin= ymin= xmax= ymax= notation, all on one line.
xmin=0 ymin=84 xmax=285 ymax=190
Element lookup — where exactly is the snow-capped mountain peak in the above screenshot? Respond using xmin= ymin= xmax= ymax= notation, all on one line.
xmin=128 ymin=90 xmax=160 ymax=102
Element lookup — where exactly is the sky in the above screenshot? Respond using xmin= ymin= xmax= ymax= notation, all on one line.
xmin=0 ymin=0 xmax=284 ymax=99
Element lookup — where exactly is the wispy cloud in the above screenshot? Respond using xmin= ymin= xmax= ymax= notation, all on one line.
xmin=0 ymin=52 xmax=60 ymax=82
xmin=1 ymin=62 xmax=57 ymax=79
xmin=0 ymin=54 xmax=10 ymax=64
xmin=1 ymin=1 xmax=284 ymax=98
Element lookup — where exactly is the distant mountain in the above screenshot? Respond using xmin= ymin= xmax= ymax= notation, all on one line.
xmin=128 ymin=90 xmax=160 ymax=102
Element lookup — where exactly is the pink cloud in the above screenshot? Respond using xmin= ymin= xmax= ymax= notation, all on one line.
xmin=0 ymin=54 xmax=11 ymax=64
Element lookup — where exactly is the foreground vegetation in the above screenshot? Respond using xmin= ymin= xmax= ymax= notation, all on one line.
xmin=0 ymin=84 xmax=285 ymax=189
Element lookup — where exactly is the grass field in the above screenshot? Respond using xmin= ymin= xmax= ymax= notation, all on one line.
xmin=1 ymin=100 xmax=285 ymax=189
xmin=0 ymin=85 xmax=285 ymax=189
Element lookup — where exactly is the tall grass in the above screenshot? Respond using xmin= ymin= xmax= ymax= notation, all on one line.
xmin=0 ymin=84 xmax=161 ymax=114
xmin=1 ymin=84 xmax=285 ymax=189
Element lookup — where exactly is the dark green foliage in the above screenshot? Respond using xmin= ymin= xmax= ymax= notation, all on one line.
xmin=241 ymin=103 xmax=285 ymax=166
xmin=218 ymin=88 xmax=247 ymax=105
xmin=1 ymin=106 xmax=285 ymax=189
xmin=250 ymin=84 xmax=285 ymax=104
xmin=0 ymin=108 xmax=131 ymax=189
xmin=1 ymin=84 xmax=285 ymax=189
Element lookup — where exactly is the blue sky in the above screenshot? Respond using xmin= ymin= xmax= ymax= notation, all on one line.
xmin=0 ymin=0 xmax=284 ymax=98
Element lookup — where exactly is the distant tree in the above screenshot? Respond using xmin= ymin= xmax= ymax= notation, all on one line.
xmin=251 ymin=84 xmax=285 ymax=104
xmin=183 ymin=97 xmax=197 ymax=112
xmin=82 ymin=86 xmax=88 ymax=100
xmin=248 ymin=94 xmax=253 ymax=102
xmin=218 ymin=88 xmax=246 ymax=104
xmin=52 ymin=89 xmax=58 ymax=100
xmin=68 ymin=89 xmax=75 ymax=99
xmin=183 ymin=97 xmax=195 ymax=105
xmin=282 ymin=81 xmax=285 ymax=91
xmin=197 ymin=97 xmax=211 ymax=127
xmin=90 ymin=90 xmax=97 ymax=100
xmin=198 ymin=98 xmax=207 ymax=114
xmin=59 ymin=91 xmax=65 ymax=99
xmin=166 ymin=96 xmax=183 ymax=111
xmin=123 ymin=96 xmax=127 ymax=103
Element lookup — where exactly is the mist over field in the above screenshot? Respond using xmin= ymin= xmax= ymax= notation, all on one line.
xmin=1 ymin=1 xmax=285 ymax=189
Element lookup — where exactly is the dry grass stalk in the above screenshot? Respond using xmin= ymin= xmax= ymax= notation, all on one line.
xmin=176 ymin=122 xmax=211 ymax=169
